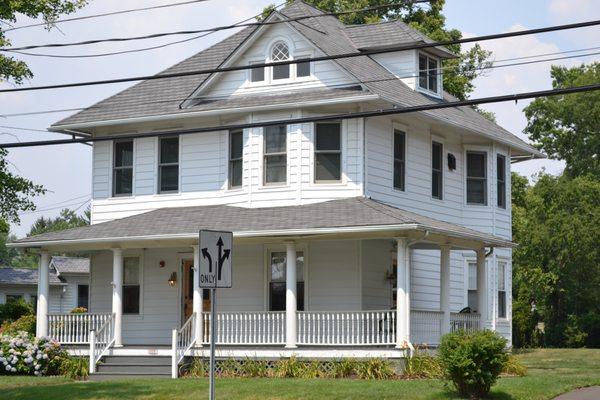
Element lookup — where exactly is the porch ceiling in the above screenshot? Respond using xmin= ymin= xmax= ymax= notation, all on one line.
xmin=9 ymin=197 xmax=514 ymax=251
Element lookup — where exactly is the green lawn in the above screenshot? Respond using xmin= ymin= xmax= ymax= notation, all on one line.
xmin=1 ymin=349 xmax=598 ymax=400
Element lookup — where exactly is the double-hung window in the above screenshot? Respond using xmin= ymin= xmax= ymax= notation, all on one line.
xmin=432 ymin=141 xmax=443 ymax=199
xmin=249 ymin=61 xmax=265 ymax=83
xmin=77 ymin=285 xmax=89 ymax=309
xmin=229 ymin=130 xmax=243 ymax=188
xmin=268 ymin=251 xmax=304 ymax=311
xmin=497 ymin=262 xmax=507 ymax=319
xmin=418 ymin=53 xmax=439 ymax=93
xmin=497 ymin=154 xmax=506 ymax=208
xmin=113 ymin=140 xmax=133 ymax=196
xmin=123 ymin=257 xmax=140 ymax=314
xmin=393 ymin=129 xmax=406 ymax=191
xmin=315 ymin=122 xmax=341 ymax=182
xmin=264 ymin=125 xmax=287 ymax=185
xmin=467 ymin=262 xmax=478 ymax=311
xmin=466 ymin=151 xmax=487 ymax=205
xmin=158 ymin=136 xmax=179 ymax=193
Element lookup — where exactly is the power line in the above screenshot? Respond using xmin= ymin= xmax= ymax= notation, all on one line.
xmin=0 ymin=1 xmax=430 ymax=52
xmin=1 ymin=47 xmax=598 ymax=119
xmin=19 ymin=198 xmax=90 ymax=215
xmin=1 ymin=19 xmax=597 ymax=94
xmin=3 ymin=0 xmax=211 ymax=32
xmin=1 ymin=84 xmax=597 ymax=149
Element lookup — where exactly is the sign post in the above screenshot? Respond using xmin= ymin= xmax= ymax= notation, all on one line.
xmin=198 ymin=230 xmax=233 ymax=400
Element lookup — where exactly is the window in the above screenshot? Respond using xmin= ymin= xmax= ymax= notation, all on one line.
xmin=418 ymin=53 xmax=439 ymax=93
xmin=393 ymin=129 xmax=406 ymax=191
xmin=158 ymin=136 xmax=179 ymax=193
xmin=264 ymin=125 xmax=287 ymax=184
xmin=498 ymin=262 xmax=507 ymax=319
xmin=315 ymin=122 xmax=341 ymax=182
xmin=123 ymin=257 xmax=140 ymax=314
xmin=77 ymin=285 xmax=89 ymax=309
xmin=497 ymin=154 xmax=506 ymax=208
xmin=269 ymin=251 xmax=304 ymax=311
xmin=271 ymin=41 xmax=290 ymax=80
xmin=467 ymin=262 xmax=478 ymax=311
xmin=466 ymin=151 xmax=487 ymax=205
xmin=296 ymin=60 xmax=310 ymax=77
xmin=113 ymin=140 xmax=133 ymax=196
xmin=250 ymin=61 xmax=264 ymax=82
xmin=229 ymin=130 xmax=243 ymax=188
xmin=432 ymin=141 xmax=443 ymax=199
xmin=6 ymin=294 xmax=22 ymax=303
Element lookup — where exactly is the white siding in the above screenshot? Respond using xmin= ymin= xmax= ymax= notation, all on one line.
xmin=134 ymin=137 xmax=156 ymax=196
xmin=0 ymin=284 xmax=64 ymax=314
xmin=92 ymin=141 xmax=110 ymax=200
xmin=218 ymin=244 xmax=264 ymax=312
xmin=360 ymin=239 xmax=393 ymax=310
xmin=372 ymin=50 xmax=417 ymax=89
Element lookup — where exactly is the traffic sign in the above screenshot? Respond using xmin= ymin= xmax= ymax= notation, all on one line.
xmin=199 ymin=230 xmax=232 ymax=288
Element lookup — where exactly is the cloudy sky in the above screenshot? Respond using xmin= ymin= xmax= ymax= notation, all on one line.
xmin=1 ymin=0 xmax=598 ymax=237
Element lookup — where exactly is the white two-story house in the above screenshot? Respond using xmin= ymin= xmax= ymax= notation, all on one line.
xmin=11 ymin=1 xmax=542 ymax=378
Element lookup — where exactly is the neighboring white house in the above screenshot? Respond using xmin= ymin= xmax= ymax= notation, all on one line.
xmin=10 ymin=1 xmax=542 ymax=378
xmin=0 ymin=257 xmax=90 ymax=314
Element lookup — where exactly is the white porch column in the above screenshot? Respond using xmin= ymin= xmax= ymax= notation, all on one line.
xmin=112 ymin=248 xmax=123 ymax=347
xmin=476 ymin=248 xmax=487 ymax=329
xmin=192 ymin=245 xmax=203 ymax=347
xmin=36 ymin=250 xmax=50 ymax=338
xmin=395 ymin=238 xmax=409 ymax=348
xmin=440 ymin=244 xmax=451 ymax=335
xmin=285 ymin=241 xmax=297 ymax=349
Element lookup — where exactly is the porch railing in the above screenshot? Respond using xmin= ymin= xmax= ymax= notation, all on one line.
xmin=451 ymin=312 xmax=480 ymax=333
xmin=201 ymin=311 xmax=285 ymax=345
xmin=410 ymin=310 xmax=481 ymax=345
xmin=89 ymin=313 xmax=115 ymax=374
xmin=172 ymin=313 xmax=196 ymax=379
xmin=297 ymin=310 xmax=396 ymax=346
xmin=48 ymin=313 xmax=112 ymax=344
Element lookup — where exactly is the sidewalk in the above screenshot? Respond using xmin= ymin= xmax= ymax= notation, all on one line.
xmin=554 ymin=387 xmax=600 ymax=400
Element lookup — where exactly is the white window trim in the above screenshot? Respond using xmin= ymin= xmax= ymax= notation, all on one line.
xmin=431 ymin=135 xmax=445 ymax=201
xmin=227 ymin=129 xmax=245 ymax=190
xmin=246 ymin=58 xmax=267 ymax=86
xmin=496 ymin=258 xmax=510 ymax=321
xmin=263 ymin=244 xmax=308 ymax=312
xmin=177 ymin=253 xmax=194 ymax=326
xmin=157 ymin=135 xmax=181 ymax=195
xmin=122 ymin=250 xmax=144 ymax=319
xmin=391 ymin=124 xmax=408 ymax=192
xmin=110 ymin=138 xmax=136 ymax=199
xmin=463 ymin=257 xmax=478 ymax=310
xmin=496 ymin=151 xmax=508 ymax=210
xmin=76 ymin=283 xmax=89 ymax=309
xmin=464 ymin=145 xmax=491 ymax=208
xmin=311 ymin=120 xmax=346 ymax=185
xmin=268 ymin=38 xmax=295 ymax=84
xmin=416 ymin=52 xmax=442 ymax=98
xmin=260 ymin=125 xmax=290 ymax=188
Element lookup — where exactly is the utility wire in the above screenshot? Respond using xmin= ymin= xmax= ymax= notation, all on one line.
xmin=1 ymin=84 xmax=597 ymax=149
xmin=3 ymin=0 xmax=211 ymax=32
xmin=1 ymin=47 xmax=598 ymax=119
xmin=1 ymin=19 xmax=598 ymax=94
xmin=0 ymin=1 xmax=430 ymax=52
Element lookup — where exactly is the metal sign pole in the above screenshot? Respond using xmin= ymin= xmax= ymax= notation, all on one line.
xmin=209 ymin=286 xmax=216 ymax=400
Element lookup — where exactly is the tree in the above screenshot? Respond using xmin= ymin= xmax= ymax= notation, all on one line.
xmin=261 ymin=0 xmax=492 ymax=101
xmin=1 ymin=1 xmax=88 ymax=230
xmin=523 ymin=63 xmax=600 ymax=179
xmin=512 ymin=172 xmax=600 ymax=348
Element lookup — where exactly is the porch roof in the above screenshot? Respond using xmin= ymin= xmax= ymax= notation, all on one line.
xmin=9 ymin=197 xmax=513 ymax=250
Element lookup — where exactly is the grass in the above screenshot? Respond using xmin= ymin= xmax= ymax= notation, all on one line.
xmin=0 ymin=349 xmax=598 ymax=399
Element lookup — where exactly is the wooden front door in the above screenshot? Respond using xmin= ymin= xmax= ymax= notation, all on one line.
xmin=182 ymin=260 xmax=211 ymax=321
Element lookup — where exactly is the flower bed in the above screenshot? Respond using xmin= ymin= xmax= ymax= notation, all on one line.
xmin=0 ymin=331 xmax=65 ymax=376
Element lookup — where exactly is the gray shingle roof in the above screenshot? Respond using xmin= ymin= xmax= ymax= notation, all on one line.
xmin=0 ymin=267 xmax=62 ymax=285
xmin=50 ymin=257 xmax=89 ymax=274
xmin=51 ymin=0 xmax=541 ymax=158
xmin=11 ymin=197 xmax=513 ymax=248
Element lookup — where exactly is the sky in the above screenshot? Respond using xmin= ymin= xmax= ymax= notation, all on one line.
xmin=1 ymin=0 xmax=599 ymax=237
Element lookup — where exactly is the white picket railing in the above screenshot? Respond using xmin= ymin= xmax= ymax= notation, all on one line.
xmin=451 ymin=312 xmax=480 ymax=333
xmin=89 ymin=313 xmax=115 ymax=374
xmin=48 ymin=313 xmax=112 ymax=344
xmin=172 ymin=313 xmax=196 ymax=378
xmin=201 ymin=311 xmax=285 ymax=345
xmin=297 ymin=310 xmax=396 ymax=346
xmin=411 ymin=310 xmax=481 ymax=345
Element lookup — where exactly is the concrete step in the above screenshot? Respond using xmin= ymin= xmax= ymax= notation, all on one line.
xmin=102 ymin=355 xmax=171 ymax=365
xmin=90 ymin=355 xmax=173 ymax=380
xmin=96 ymin=363 xmax=171 ymax=374
xmin=88 ymin=371 xmax=171 ymax=381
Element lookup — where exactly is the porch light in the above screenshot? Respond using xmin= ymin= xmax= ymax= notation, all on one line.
xmin=168 ymin=272 xmax=177 ymax=287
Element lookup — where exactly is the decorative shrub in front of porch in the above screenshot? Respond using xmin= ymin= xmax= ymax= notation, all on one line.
xmin=0 ymin=331 xmax=64 ymax=376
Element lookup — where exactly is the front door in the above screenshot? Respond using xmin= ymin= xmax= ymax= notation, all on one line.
xmin=182 ymin=260 xmax=211 ymax=321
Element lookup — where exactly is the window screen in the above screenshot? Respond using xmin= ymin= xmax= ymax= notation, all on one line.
xmin=315 ymin=122 xmax=341 ymax=182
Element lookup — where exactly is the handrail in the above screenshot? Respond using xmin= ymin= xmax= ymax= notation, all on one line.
xmin=172 ymin=313 xmax=196 ymax=379
xmin=89 ymin=313 xmax=115 ymax=374
xmin=48 ymin=313 xmax=111 ymax=344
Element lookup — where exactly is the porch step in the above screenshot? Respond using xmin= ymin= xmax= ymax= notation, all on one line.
xmin=91 ymin=355 xmax=172 ymax=380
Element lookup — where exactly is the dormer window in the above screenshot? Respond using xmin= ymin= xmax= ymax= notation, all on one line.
xmin=271 ymin=41 xmax=290 ymax=80
xmin=418 ymin=53 xmax=439 ymax=94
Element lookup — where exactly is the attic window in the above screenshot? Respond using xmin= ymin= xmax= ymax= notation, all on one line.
xmin=418 ymin=53 xmax=439 ymax=94
xmin=271 ymin=41 xmax=290 ymax=80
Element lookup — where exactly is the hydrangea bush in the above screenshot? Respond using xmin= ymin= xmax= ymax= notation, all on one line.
xmin=0 ymin=331 xmax=65 ymax=376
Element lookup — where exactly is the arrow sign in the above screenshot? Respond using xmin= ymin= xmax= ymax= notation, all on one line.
xmin=198 ymin=230 xmax=233 ymax=288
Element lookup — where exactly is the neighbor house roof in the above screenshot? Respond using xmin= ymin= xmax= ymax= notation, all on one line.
xmin=10 ymin=197 xmax=514 ymax=248
xmin=0 ymin=267 xmax=63 ymax=286
xmin=49 ymin=0 xmax=542 ymax=158
xmin=50 ymin=257 xmax=89 ymax=275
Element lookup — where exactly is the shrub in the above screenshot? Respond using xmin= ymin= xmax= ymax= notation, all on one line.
xmin=331 ymin=358 xmax=358 ymax=378
xmin=59 ymin=357 xmax=89 ymax=380
xmin=274 ymin=356 xmax=305 ymax=378
xmin=0 ymin=299 xmax=33 ymax=325
xmin=186 ymin=358 xmax=208 ymax=377
xmin=439 ymin=330 xmax=508 ymax=399
xmin=403 ymin=350 xmax=444 ymax=379
xmin=0 ymin=331 xmax=66 ymax=376
xmin=0 ymin=315 xmax=36 ymax=336
xmin=356 ymin=358 xmax=395 ymax=380
xmin=502 ymin=355 xmax=527 ymax=377
xmin=240 ymin=358 xmax=270 ymax=377
xmin=69 ymin=307 xmax=87 ymax=314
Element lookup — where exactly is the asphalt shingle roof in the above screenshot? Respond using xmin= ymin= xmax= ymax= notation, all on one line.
xmin=11 ymin=197 xmax=513 ymax=248
xmin=50 ymin=257 xmax=89 ymax=274
xmin=0 ymin=268 xmax=62 ymax=285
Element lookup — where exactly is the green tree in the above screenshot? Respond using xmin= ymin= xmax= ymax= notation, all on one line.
xmin=262 ymin=0 xmax=492 ymax=101
xmin=523 ymin=63 xmax=600 ymax=179
xmin=512 ymin=173 xmax=600 ymax=348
